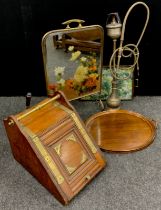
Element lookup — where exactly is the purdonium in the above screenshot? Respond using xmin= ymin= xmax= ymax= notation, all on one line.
xmin=3 ymin=91 xmax=106 ymax=205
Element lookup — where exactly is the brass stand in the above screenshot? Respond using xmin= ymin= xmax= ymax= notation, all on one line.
xmin=86 ymin=2 xmax=156 ymax=153
xmin=106 ymin=80 xmax=120 ymax=109
xmin=106 ymin=2 xmax=150 ymax=110
xmin=106 ymin=14 xmax=122 ymax=109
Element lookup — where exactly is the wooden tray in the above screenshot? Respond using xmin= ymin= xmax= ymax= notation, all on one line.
xmin=85 ymin=109 xmax=157 ymax=152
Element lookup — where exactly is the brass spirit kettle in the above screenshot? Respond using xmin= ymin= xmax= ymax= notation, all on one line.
xmin=106 ymin=12 xmax=122 ymax=39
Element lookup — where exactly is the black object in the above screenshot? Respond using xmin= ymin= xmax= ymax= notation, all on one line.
xmin=26 ymin=92 xmax=32 ymax=109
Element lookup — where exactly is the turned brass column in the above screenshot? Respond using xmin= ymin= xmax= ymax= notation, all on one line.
xmin=106 ymin=13 xmax=122 ymax=109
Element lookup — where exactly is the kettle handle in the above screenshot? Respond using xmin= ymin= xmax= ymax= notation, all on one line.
xmin=106 ymin=12 xmax=121 ymax=25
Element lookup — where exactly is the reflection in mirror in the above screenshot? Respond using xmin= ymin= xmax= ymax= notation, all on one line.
xmin=41 ymin=25 xmax=104 ymax=100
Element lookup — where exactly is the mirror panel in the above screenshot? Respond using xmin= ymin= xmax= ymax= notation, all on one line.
xmin=42 ymin=23 xmax=104 ymax=100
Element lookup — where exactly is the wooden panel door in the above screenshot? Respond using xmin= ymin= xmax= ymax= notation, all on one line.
xmin=40 ymin=114 xmax=104 ymax=197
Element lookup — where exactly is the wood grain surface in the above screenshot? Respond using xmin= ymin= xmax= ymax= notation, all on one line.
xmin=86 ymin=109 xmax=157 ymax=152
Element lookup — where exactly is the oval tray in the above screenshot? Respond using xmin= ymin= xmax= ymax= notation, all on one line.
xmin=85 ymin=109 xmax=157 ymax=152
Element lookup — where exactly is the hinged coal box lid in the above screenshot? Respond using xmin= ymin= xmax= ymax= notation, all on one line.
xmin=3 ymin=91 xmax=106 ymax=205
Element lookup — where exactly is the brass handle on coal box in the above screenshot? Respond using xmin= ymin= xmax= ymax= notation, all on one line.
xmin=17 ymin=94 xmax=60 ymax=121
xmin=8 ymin=119 xmax=14 ymax=126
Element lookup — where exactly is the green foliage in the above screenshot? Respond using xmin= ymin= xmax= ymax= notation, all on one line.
xmin=82 ymin=67 xmax=133 ymax=100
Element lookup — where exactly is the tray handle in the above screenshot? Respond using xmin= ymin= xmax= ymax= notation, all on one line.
xmin=150 ymin=119 xmax=158 ymax=129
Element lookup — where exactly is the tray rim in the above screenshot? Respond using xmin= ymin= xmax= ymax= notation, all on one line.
xmin=85 ymin=109 xmax=157 ymax=153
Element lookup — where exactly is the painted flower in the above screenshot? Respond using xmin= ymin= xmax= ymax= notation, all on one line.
xmin=74 ymin=65 xmax=88 ymax=83
xmin=48 ymin=84 xmax=56 ymax=90
xmin=57 ymin=78 xmax=65 ymax=86
xmin=54 ymin=66 xmax=65 ymax=76
xmin=84 ymin=78 xmax=96 ymax=88
xmin=80 ymin=56 xmax=87 ymax=63
xmin=84 ymin=73 xmax=98 ymax=87
xmin=51 ymin=46 xmax=99 ymax=96
xmin=68 ymin=46 xmax=74 ymax=51
xmin=89 ymin=65 xmax=97 ymax=71
xmin=91 ymin=58 xmax=96 ymax=64
xmin=66 ymin=79 xmax=74 ymax=88
xmin=70 ymin=51 xmax=81 ymax=61
xmin=89 ymin=73 xmax=98 ymax=80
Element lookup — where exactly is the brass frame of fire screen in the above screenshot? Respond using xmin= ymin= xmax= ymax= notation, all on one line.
xmin=41 ymin=19 xmax=104 ymax=101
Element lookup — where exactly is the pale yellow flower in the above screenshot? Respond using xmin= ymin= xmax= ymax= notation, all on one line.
xmin=91 ymin=58 xmax=96 ymax=64
xmin=80 ymin=57 xmax=87 ymax=62
xmin=74 ymin=65 xmax=88 ymax=83
xmin=89 ymin=73 xmax=98 ymax=79
xmin=54 ymin=66 xmax=65 ymax=76
xmin=68 ymin=46 xmax=74 ymax=51
xmin=70 ymin=51 xmax=81 ymax=61
xmin=57 ymin=78 xmax=65 ymax=86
